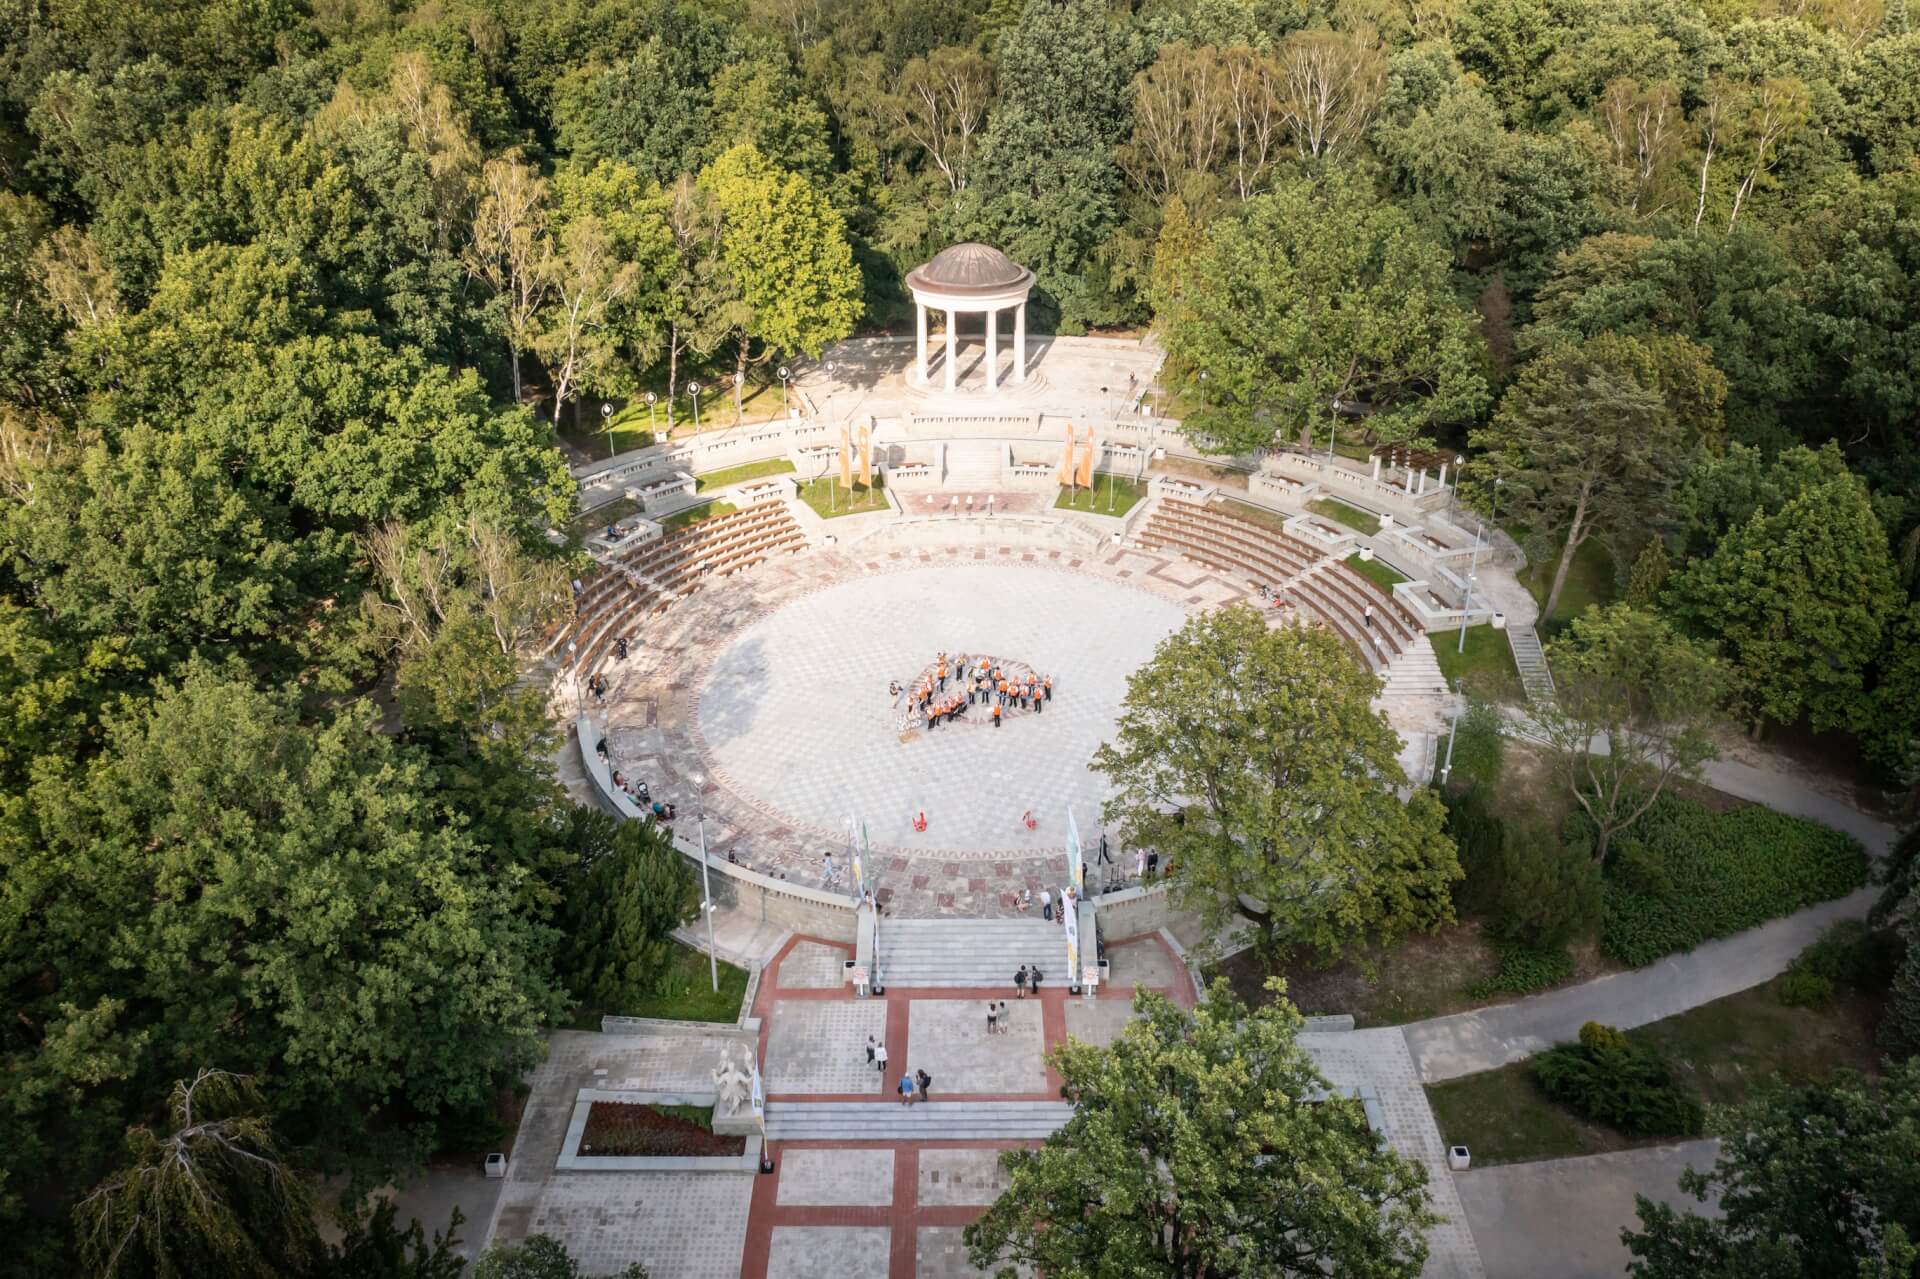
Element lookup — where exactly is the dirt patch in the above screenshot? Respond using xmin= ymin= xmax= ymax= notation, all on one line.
xmin=1150 ymin=457 xmax=1251 ymax=490
xmin=580 ymin=1103 xmax=744 ymax=1157
xmin=1217 ymin=923 xmax=1502 ymax=1027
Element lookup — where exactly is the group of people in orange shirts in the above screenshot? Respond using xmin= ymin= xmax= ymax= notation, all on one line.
xmin=902 ymin=651 xmax=1055 ymax=730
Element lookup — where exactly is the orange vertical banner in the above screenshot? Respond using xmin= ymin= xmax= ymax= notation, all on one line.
xmin=839 ymin=425 xmax=852 ymax=490
xmin=1057 ymin=423 xmax=1076 ymax=488
xmin=858 ymin=424 xmax=871 ymax=489
xmin=1077 ymin=425 xmax=1096 ymax=489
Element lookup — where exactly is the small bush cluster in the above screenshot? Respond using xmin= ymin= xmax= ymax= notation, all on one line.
xmin=1466 ymin=942 xmax=1575 ymax=998
xmin=1533 ymin=1021 xmax=1704 ymax=1137
xmin=1776 ymin=921 xmax=1902 ymax=1009
xmin=1598 ymin=797 xmax=1869 ymax=966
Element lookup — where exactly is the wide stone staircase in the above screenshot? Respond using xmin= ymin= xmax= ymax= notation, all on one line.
xmin=1380 ymin=638 xmax=1449 ymax=698
xmin=876 ymin=917 xmax=1067 ymax=987
xmin=763 ymin=1100 xmax=1071 ymax=1141
xmin=940 ymin=441 xmax=1007 ymax=490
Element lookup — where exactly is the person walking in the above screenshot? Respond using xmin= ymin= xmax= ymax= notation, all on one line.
xmin=1041 ymin=888 xmax=1053 ymax=921
xmin=916 ymin=1068 xmax=932 ymax=1103
xmin=866 ymin=1035 xmax=876 ymax=1067
xmin=1364 ymin=604 xmax=1374 ymax=629
xmin=1135 ymin=848 xmax=1146 ymax=880
xmin=1098 ymin=832 xmax=1112 ymax=865
xmin=875 ymin=1039 xmax=888 ymax=1076
xmin=1015 ymin=964 xmax=1029 ymax=999
xmin=898 ymin=1070 xmax=916 ymax=1106
xmin=996 ymin=1000 xmax=1009 ymax=1033
xmin=986 ymin=1001 xmax=997 ymax=1036
xmin=1146 ymin=851 xmax=1159 ymax=878
xmin=1028 ymin=967 xmax=1043 ymax=996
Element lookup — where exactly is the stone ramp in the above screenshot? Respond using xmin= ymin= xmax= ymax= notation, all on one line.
xmin=876 ymin=917 xmax=1070 ymax=987
xmin=763 ymin=1100 xmax=1071 ymax=1141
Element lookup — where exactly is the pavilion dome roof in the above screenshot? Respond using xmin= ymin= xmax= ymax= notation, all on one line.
xmin=906 ymin=243 xmax=1034 ymax=298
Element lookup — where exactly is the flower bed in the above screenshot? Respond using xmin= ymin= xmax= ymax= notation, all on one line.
xmin=580 ymin=1102 xmax=745 ymax=1157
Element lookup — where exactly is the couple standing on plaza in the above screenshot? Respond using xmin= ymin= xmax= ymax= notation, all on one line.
xmin=865 ymin=1036 xmax=932 ymax=1104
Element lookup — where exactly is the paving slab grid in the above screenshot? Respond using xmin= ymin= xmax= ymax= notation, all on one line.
xmin=741 ymin=932 xmax=1191 ymax=1278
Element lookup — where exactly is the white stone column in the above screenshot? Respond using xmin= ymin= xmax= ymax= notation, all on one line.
xmin=985 ymin=307 xmax=999 ymax=392
xmin=916 ymin=302 xmax=928 ymax=384
xmin=1014 ymin=303 xmax=1027 ymax=384
xmin=944 ymin=310 xmax=957 ymax=392
xmin=1436 ymin=461 xmax=1449 ymax=489
xmin=1370 ymin=456 xmax=1381 ymax=482
xmin=1416 ymin=469 xmax=1428 ymax=497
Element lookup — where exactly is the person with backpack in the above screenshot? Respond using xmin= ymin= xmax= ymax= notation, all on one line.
xmin=916 ymin=1068 xmax=932 ymax=1103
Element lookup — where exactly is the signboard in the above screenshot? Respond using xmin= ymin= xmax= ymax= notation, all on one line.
xmin=750 ymin=1062 xmax=765 ymax=1122
xmin=849 ymin=965 xmax=869 ymax=988
xmin=1082 ymin=965 xmax=1101 ymax=989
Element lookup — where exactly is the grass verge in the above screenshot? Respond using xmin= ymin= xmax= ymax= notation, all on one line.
xmin=1345 ymin=553 xmax=1406 ymax=593
xmin=695 ymin=457 xmax=796 ymax=491
xmin=566 ymin=942 xmax=751 ymax=1028
xmin=1055 ymin=476 xmax=1145 ymax=517
xmin=1220 ymin=497 xmax=1293 ymax=534
xmin=1307 ymin=496 xmax=1382 ymax=536
xmin=1431 ymin=627 xmax=1523 ymax=702
xmin=1425 ymin=982 xmax=1884 ymax=1165
xmin=662 ymin=501 xmax=735 ymax=532
xmin=798 ymin=474 xmax=884 ymax=519
xmin=1524 ymin=537 xmax=1616 ymax=632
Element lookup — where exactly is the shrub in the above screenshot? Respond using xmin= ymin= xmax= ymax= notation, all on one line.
xmin=1777 ymin=921 xmax=1903 ymax=1009
xmin=1442 ymin=786 xmax=1505 ymax=920
xmin=1466 ymin=942 xmax=1575 ymax=998
xmin=1609 ymin=836 xmax=1671 ymax=896
xmin=1450 ymin=694 xmax=1507 ymax=790
xmin=1775 ymin=968 xmax=1835 ymax=1008
xmin=558 ymin=815 xmax=700 ymax=1007
xmin=1498 ymin=816 xmax=1603 ymax=949
xmin=1533 ymin=1021 xmax=1703 ymax=1137
xmin=1597 ymin=796 xmax=1870 ymax=966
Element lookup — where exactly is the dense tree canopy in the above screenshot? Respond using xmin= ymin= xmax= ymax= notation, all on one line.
xmin=966 ymin=981 xmax=1438 ymax=1278
xmin=1093 ymin=606 xmax=1460 ymax=965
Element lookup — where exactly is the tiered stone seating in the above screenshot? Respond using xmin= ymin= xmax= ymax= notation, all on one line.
xmin=570 ymin=503 xmax=807 ymax=669
xmin=1137 ymin=497 xmax=1425 ymax=670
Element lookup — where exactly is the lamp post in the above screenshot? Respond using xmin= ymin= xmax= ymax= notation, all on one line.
xmin=1459 ymin=567 xmax=1479 ymax=654
xmin=1439 ymin=677 xmax=1464 ymax=787
xmin=1327 ymin=398 xmax=1340 ymax=463
xmin=696 ymin=810 xmax=718 ymax=994
xmin=733 ymin=370 xmax=745 ymax=427
xmin=1449 ymin=455 xmax=1464 ymax=520
xmin=687 ymin=381 xmax=702 ymax=432
xmin=644 ymin=391 xmax=657 ymax=440
xmin=778 ymin=366 xmax=791 ymax=418
xmin=600 ymin=400 xmax=614 ymax=458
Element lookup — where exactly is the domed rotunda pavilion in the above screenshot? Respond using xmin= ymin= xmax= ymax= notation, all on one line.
xmin=905 ymin=242 xmax=1036 ymax=394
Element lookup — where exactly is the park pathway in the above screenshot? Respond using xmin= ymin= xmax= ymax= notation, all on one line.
xmin=1403 ymin=758 xmax=1901 ymax=1082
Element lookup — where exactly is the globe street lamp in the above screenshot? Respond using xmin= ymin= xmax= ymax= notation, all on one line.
xmin=1449 ymin=455 xmax=1465 ymax=520
xmin=687 ymin=381 xmax=702 ymax=432
xmin=644 ymin=390 xmax=657 ymax=440
xmin=1439 ymin=677 xmax=1464 ymax=787
xmin=1327 ymin=398 xmax=1341 ymax=463
xmin=778 ymin=366 xmax=791 ymax=418
xmin=600 ymin=400 xmax=615 ymax=458
xmin=733 ymin=370 xmax=746 ymax=427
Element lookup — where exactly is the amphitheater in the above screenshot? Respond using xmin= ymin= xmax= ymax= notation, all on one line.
xmin=511 ymin=326 xmax=1530 ymax=1279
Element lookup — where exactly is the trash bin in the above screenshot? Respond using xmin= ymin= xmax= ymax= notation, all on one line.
xmin=1448 ymin=1146 xmax=1470 ymax=1171
xmin=484 ymin=1153 xmax=509 ymax=1179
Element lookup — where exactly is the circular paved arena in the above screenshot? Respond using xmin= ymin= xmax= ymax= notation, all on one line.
xmin=694 ymin=563 xmax=1188 ymax=856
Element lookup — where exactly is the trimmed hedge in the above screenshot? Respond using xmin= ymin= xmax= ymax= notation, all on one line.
xmin=1598 ymin=797 xmax=1869 ymax=967
xmin=1533 ymin=1021 xmax=1703 ymax=1137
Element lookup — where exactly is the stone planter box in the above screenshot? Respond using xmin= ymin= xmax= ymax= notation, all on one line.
xmin=558 ymin=1089 xmax=763 ymax=1173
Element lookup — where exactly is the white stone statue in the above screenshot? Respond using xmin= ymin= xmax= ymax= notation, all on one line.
xmin=711 ymin=1044 xmax=752 ymax=1114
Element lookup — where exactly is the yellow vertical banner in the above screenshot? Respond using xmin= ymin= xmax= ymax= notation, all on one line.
xmin=1077 ymin=424 xmax=1095 ymax=489
xmin=858 ymin=424 xmax=871 ymax=491
xmin=839 ymin=425 xmax=852 ymax=490
xmin=1057 ymin=423 xmax=1076 ymax=488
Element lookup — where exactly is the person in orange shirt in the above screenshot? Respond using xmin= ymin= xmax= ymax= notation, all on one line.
xmin=1043 ymin=675 xmax=1053 ymax=701
xmin=991 ymin=703 xmax=1002 ymax=727
xmin=937 ymin=661 xmax=947 ymax=690
xmin=1031 ymin=677 xmax=1042 ymax=714
xmin=996 ymin=678 xmax=1008 ymax=706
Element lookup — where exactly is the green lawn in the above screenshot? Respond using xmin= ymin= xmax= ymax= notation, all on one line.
xmin=1055 ymin=475 xmax=1145 ymax=517
xmin=1425 ymin=983 xmax=1883 ymax=1166
xmin=568 ymin=496 xmax=643 ymax=541
xmin=1307 ymin=496 xmax=1382 ymax=536
xmin=558 ymin=403 xmax=657 ymax=460
xmin=695 ymin=457 xmax=796 ymax=491
xmin=661 ymin=501 xmax=735 ymax=532
xmin=797 ymin=474 xmax=884 ymax=519
xmin=1345 ymin=553 xmax=1407 ymax=593
xmin=566 ymin=941 xmax=751 ymax=1028
xmin=1431 ymin=626 xmax=1523 ymax=702
xmin=1524 ymin=537 xmax=1616 ymax=631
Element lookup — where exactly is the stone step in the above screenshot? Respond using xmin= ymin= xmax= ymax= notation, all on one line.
xmin=876 ymin=919 xmax=1077 ymax=985
xmin=763 ymin=1100 xmax=1071 ymax=1141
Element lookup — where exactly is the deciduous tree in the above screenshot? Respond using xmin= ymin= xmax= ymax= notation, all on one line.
xmin=1092 ymin=606 xmax=1459 ymax=966
xmin=966 ymin=982 xmax=1437 ymax=1278
xmin=1532 ymin=605 xmax=1728 ymax=860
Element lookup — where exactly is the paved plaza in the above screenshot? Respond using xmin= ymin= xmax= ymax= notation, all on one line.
xmin=696 ymin=563 xmax=1187 ymax=858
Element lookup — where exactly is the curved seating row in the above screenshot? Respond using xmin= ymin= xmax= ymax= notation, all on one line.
xmin=1137 ymin=497 xmax=1424 ymax=670
xmin=571 ymin=502 xmax=807 ymax=670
